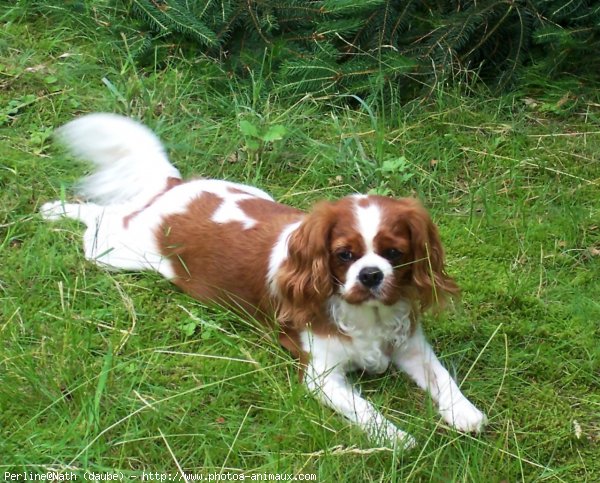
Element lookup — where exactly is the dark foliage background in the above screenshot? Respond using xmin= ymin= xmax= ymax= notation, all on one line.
xmin=121 ymin=0 xmax=600 ymax=99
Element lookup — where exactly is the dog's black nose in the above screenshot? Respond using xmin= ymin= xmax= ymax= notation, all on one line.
xmin=358 ymin=267 xmax=384 ymax=288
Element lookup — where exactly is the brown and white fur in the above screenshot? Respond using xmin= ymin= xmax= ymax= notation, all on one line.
xmin=41 ymin=113 xmax=487 ymax=449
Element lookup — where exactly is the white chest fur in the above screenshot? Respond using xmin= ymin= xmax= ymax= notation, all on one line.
xmin=302 ymin=299 xmax=413 ymax=375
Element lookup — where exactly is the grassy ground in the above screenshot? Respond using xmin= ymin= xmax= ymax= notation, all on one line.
xmin=1 ymin=3 xmax=599 ymax=481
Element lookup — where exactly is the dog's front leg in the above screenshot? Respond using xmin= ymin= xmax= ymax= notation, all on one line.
xmin=302 ymin=333 xmax=416 ymax=449
xmin=393 ymin=327 xmax=487 ymax=433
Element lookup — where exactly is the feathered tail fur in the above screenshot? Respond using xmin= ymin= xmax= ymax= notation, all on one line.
xmin=55 ymin=113 xmax=181 ymax=206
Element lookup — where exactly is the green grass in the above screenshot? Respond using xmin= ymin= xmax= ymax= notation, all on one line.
xmin=1 ymin=2 xmax=599 ymax=481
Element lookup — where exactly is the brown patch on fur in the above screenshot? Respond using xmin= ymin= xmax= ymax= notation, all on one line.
xmin=123 ymin=177 xmax=182 ymax=228
xmin=158 ymin=193 xmax=303 ymax=323
xmin=238 ymin=198 xmax=300 ymax=219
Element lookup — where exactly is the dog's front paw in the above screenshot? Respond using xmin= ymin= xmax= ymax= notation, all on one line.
xmin=439 ymin=398 xmax=487 ymax=433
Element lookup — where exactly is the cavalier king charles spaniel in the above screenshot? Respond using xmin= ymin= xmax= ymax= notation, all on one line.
xmin=41 ymin=113 xmax=487 ymax=449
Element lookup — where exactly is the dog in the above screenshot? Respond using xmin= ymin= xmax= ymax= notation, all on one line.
xmin=41 ymin=113 xmax=487 ymax=449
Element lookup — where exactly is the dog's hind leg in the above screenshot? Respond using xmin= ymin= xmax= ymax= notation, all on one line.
xmin=41 ymin=199 xmax=171 ymax=275
xmin=40 ymin=200 xmax=104 ymax=226
xmin=41 ymin=200 xmax=119 ymax=267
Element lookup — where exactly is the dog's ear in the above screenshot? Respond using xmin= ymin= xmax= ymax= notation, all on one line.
xmin=406 ymin=201 xmax=459 ymax=312
xmin=276 ymin=201 xmax=337 ymax=327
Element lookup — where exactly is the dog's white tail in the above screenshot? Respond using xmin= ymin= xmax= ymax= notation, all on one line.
xmin=56 ymin=113 xmax=181 ymax=206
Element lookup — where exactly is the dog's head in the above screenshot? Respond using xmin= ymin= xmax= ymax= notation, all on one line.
xmin=277 ymin=195 xmax=458 ymax=325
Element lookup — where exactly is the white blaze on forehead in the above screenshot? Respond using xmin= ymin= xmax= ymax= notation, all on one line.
xmin=341 ymin=197 xmax=393 ymax=296
xmin=353 ymin=197 xmax=382 ymax=252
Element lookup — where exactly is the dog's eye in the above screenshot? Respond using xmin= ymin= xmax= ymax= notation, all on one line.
xmin=382 ymin=248 xmax=403 ymax=262
xmin=337 ymin=250 xmax=355 ymax=262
